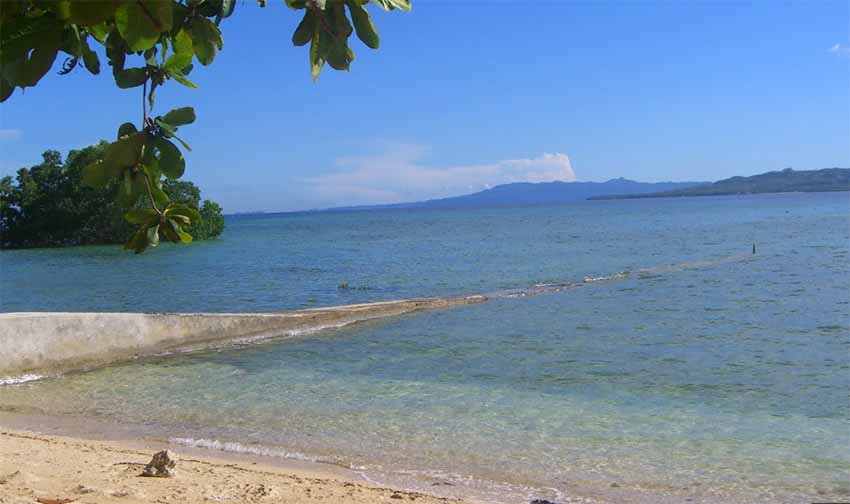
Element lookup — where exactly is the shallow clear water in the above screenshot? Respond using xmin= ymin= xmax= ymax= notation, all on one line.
xmin=1 ymin=193 xmax=849 ymax=503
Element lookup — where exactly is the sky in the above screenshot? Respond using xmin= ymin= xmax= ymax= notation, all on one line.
xmin=1 ymin=0 xmax=848 ymax=212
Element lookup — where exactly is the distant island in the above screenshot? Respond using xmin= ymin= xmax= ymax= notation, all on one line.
xmin=331 ymin=179 xmax=706 ymax=211
xmin=590 ymin=168 xmax=849 ymax=200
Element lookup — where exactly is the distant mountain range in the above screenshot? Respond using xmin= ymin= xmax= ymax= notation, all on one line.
xmin=234 ymin=168 xmax=848 ymax=216
xmin=589 ymin=168 xmax=849 ymax=200
xmin=333 ymin=178 xmax=706 ymax=211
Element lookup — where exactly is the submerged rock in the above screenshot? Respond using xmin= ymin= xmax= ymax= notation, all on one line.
xmin=141 ymin=450 xmax=178 ymax=478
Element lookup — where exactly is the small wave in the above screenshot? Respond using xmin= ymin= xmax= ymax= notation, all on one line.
xmin=0 ymin=374 xmax=44 ymax=386
xmin=583 ymin=272 xmax=629 ymax=283
xmin=146 ymin=322 xmax=358 ymax=360
xmin=360 ymin=466 xmax=568 ymax=504
xmin=169 ymin=437 xmax=334 ymax=465
xmin=232 ymin=322 xmax=352 ymax=346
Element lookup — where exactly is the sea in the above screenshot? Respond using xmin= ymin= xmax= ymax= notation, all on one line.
xmin=1 ymin=192 xmax=848 ymax=503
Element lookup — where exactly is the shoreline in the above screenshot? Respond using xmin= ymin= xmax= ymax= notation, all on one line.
xmin=0 ymin=411 xmax=584 ymax=504
xmin=0 ymin=418 xmax=477 ymax=504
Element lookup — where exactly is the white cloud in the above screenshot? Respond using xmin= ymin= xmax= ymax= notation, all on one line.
xmin=828 ymin=43 xmax=849 ymax=55
xmin=0 ymin=129 xmax=21 ymax=142
xmin=301 ymin=143 xmax=576 ymax=207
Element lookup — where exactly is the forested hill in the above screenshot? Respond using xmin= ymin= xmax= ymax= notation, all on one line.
xmin=590 ymin=168 xmax=849 ymax=200
xmin=1 ymin=143 xmax=224 ymax=249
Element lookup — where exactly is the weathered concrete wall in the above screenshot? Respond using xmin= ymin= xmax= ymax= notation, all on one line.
xmin=0 ymin=295 xmax=487 ymax=378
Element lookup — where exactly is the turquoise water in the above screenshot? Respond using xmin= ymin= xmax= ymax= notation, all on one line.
xmin=1 ymin=193 xmax=849 ymax=503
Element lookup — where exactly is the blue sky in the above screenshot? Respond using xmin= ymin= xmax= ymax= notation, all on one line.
xmin=1 ymin=0 xmax=848 ymax=212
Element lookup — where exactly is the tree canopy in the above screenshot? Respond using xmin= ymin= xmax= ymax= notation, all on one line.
xmin=0 ymin=142 xmax=224 ymax=249
xmin=0 ymin=0 xmax=409 ymax=252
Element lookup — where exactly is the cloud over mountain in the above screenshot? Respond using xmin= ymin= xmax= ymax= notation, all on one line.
xmin=303 ymin=144 xmax=576 ymax=207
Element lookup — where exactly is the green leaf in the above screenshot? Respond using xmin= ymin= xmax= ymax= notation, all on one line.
xmin=292 ymin=9 xmax=316 ymax=46
xmin=105 ymin=29 xmax=127 ymax=73
xmin=168 ymin=213 xmax=191 ymax=225
xmin=155 ymin=121 xmax=193 ymax=151
xmin=103 ymin=132 xmax=145 ymax=177
xmin=115 ymin=0 xmax=173 ymax=52
xmin=80 ymin=36 xmax=100 ymax=74
xmin=69 ymin=1 xmax=115 ymax=26
xmin=0 ymin=16 xmax=62 ymax=65
xmin=326 ymin=5 xmax=353 ymax=71
xmin=149 ymin=181 xmax=170 ymax=208
xmin=164 ymin=29 xmax=193 ymax=69
xmin=116 ymin=169 xmax=147 ymax=208
xmin=161 ymin=220 xmax=179 ymax=242
xmin=217 ymin=0 xmax=237 ymax=22
xmin=144 ymin=47 xmax=158 ymax=66
xmin=117 ymin=122 xmax=138 ymax=139
xmin=172 ymin=135 xmax=191 ymax=151
xmin=147 ymin=78 xmax=158 ymax=110
xmin=175 ymin=224 xmax=193 ymax=243
xmin=125 ymin=227 xmax=149 ymax=254
xmin=167 ymin=217 xmax=193 ymax=243
xmin=82 ymin=160 xmax=108 ymax=188
xmin=3 ymin=25 xmax=62 ymax=88
xmin=389 ymin=0 xmax=411 ymax=11
xmin=161 ymin=107 xmax=195 ymax=126
xmin=60 ymin=24 xmax=83 ymax=58
xmin=156 ymin=137 xmax=185 ymax=179
xmin=88 ymin=22 xmax=109 ymax=43
xmin=189 ymin=17 xmax=222 ymax=66
xmin=370 ymin=0 xmax=411 ymax=11
xmin=164 ymin=66 xmax=197 ymax=88
xmin=171 ymin=3 xmax=190 ymax=28
xmin=55 ymin=1 xmax=72 ymax=21
xmin=347 ymin=1 xmax=379 ymax=49
xmin=167 ymin=204 xmax=201 ymax=223
xmin=146 ymin=224 xmax=160 ymax=247
xmin=155 ymin=117 xmax=175 ymax=136
xmin=114 ymin=67 xmax=148 ymax=88
xmin=309 ymin=23 xmax=325 ymax=81
xmin=0 ymin=77 xmax=12 ymax=102
xmin=331 ymin=3 xmax=353 ymax=38
xmin=126 ymin=208 xmax=159 ymax=225
xmin=142 ymin=140 xmax=161 ymax=178
xmin=123 ymin=168 xmax=133 ymax=195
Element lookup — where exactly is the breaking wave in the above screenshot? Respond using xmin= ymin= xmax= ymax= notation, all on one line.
xmin=169 ymin=437 xmax=336 ymax=465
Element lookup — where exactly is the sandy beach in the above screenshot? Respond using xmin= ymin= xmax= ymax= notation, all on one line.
xmin=0 ymin=428 xmax=470 ymax=504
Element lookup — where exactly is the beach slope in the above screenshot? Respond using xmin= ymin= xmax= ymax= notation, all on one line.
xmin=0 ymin=429 xmax=468 ymax=504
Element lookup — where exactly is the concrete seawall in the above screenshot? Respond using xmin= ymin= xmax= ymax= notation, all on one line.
xmin=0 ymin=295 xmax=488 ymax=378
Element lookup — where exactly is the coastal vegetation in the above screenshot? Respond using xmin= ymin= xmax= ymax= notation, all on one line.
xmin=590 ymin=168 xmax=850 ymax=200
xmin=1 ymin=0 xmax=408 ymax=252
xmin=0 ymin=142 xmax=223 ymax=249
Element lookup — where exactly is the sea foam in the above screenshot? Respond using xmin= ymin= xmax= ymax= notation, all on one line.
xmin=169 ymin=437 xmax=333 ymax=464
xmin=0 ymin=374 xmax=44 ymax=386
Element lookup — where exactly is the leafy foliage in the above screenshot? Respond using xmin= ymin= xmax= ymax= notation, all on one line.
xmin=162 ymin=179 xmax=225 ymax=240
xmin=0 ymin=143 xmax=223 ymax=250
xmin=0 ymin=0 xmax=409 ymax=252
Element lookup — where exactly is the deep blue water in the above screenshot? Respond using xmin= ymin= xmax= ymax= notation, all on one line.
xmin=1 ymin=193 xmax=848 ymax=503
